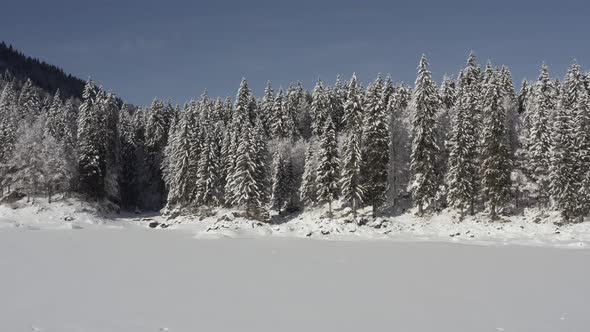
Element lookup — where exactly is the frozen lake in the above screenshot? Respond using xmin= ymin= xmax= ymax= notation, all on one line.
xmin=1 ymin=228 xmax=589 ymax=332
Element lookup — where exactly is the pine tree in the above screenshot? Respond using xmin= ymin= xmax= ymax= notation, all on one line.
xmin=440 ymin=75 xmax=457 ymax=110
xmin=260 ymin=81 xmax=275 ymax=137
xmin=77 ymin=80 xmax=104 ymax=199
xmin=194 ymin=123 xmax=222 ymax=207
xmin=409 ymin=55 xmax=440 ymax=215
xmin=101 ymin=91 xmax=121 ymax=204
xmin=165 ymin=109 xmax=196 ymax=206
xmin=253 ymin=118 xmax=270 ymax=208
xmin=340 ymin=127 xmax=363 ymax=218
xmin=0 ymin=80 xmax=18 ymax=183
xmin=446 ymin=86 xmax=478 ymax=219
xmin=310 ymin=79 xmax=330 ymax=137
xmin=270 ymin=145 xmax=295 ymax=214
xmin=342 ymin=73 xmax=363 ymax=132
xmin=550 ymin=62 xmax=586 ymax=221
xmin=228 ymin=121 xmax=265 ymax=218
xmin=361 ymin=75 xmax=389 ymax=217
xmin=300 ymin=142 xmax=318 ymax=206
xmin=480 ymin=72 xmax=512 ymax=220
xmin=527 ymin=64 xmax=553 ymax=204
xmin=330 ymin=76 xmax=345 ymax=132
xmin=270 ymin=89 xmax=295 ymax=140
xmin=316 ymin=117 xmax=340 ymax=216
xmin=18 ymin=78 xmax=42 ymax=123
xmin=45 ymin=89 xmax=64 ymax=140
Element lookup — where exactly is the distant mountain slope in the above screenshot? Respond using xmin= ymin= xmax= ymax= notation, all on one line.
xmin=0 ymin=42 xmax=85 ymax=99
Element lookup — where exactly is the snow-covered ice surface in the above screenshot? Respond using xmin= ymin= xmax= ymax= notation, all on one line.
xmin=1 ymin=198 xmax=590 ymax=331
xmin=1 ymin=228 xmax=590 ymax=332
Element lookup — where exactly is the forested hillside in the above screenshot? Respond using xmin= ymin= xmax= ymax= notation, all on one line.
xmin=0 ymin=42 xmax=85 ymax=100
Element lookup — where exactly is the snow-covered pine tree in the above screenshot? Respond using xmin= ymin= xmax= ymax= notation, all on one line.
xmin=100 ymin=91 xmax=121 ymax=204
xmin=446 ymin=82 xmax=478 ymax=219
xmin=550 ymin=62 xmax=587 ymax=222
xmin=498 ymin=67 xmax=520 ymax=159
xmin=194 ymin=122 xmax=222 ymax=207
xmin=227 ymin=121 xmax=266 ymax=219
xmin=260 ymin=81 xmax=275 ymax=138
xmin=44 ymin=89 xmax=64 ymax=140
xmin=310 ymin=79 xmax=330 ymax=137
xmin=118 ymin=105 xmax=137 ymax=207
xmin=440 ymin=75 xmax=457 ymax=110
xmin=435 ymin=75 xmax=455 ymax=206
xmin=572 ymin=75 xmax=590 ymax=217
xmin=18 ymin=78 xmax=42 ymax=123
xmin=270 ymin=89 xmax=295 ymax=140
xmin=480 ymin=72 xmax=512 ymax=220
xmin=330 ymin=76 xmax=345 ymax=132
xmin=40 ymin=123 xmax=68 ymax=203
xmin=361 ymin=75 xmax=389 ymax=217
xmin=270 ymin=144 xmax=296 ymax=214
xmin=289 ymin=82 xmax=311 ymax=139
xmin=448 ymin=52 xmax=483 ymax=215
xmin=300 ymin=141 xmax=318 ymax=206
xmin=316 ymin=117 xmax=340 ymax=216
xmin=387 ymin=84 xmax=412 ymax=207
xmin=342 ymin=73 xmax=363 ymax=133
xmin=144 ymin=98 xmax=172 ymax=206
xmin=518 ymin=80 xmax=531 ymax=115
xmin=527 ymin=64 xmax=553 ymax=205
xmin=77 ymin=80 xmax=105 ymax=199
xmin=409 ymin=54 xmax=440 ymax=215
xmin=60 ymin=98 xmax=79 ymax=194
xmin=165 ymin=108 xmax=196 ymax=207
xmin=0 ymin=80 xmax=18 ymax=188
xmin=253 ymin=117 xmax=270 ymax=209
xmin=340 ymin=125 xmax=364 ymax=218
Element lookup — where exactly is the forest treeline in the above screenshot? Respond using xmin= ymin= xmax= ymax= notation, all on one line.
xmin=1 ymin=51 xmax=589 ymax=222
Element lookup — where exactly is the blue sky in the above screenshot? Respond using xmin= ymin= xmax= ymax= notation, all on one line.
xmin=1 ymin=0 xmax=588 ymax=105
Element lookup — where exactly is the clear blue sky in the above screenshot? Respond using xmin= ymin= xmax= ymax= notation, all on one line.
xmin=1 ymin=0 xmax=587 ymax=105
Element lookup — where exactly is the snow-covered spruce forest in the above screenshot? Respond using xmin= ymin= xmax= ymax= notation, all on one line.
xmin=0 ymin=53 xmax=588 ymax=224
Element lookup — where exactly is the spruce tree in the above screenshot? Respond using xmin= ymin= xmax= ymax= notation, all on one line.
xmin=300 ymin=142 xmax=318 ymax=206
xmin=342 ymin=73 xmax=363 ymax=133
xmin=77 ymin=80 xmax=105 ymax=199
xmin=260 ymin=81 xmax=275 ymax=137
xmin=270 ymin=145 xmax=295 ymax=214
xmin=409 ymin=55 xmax=440 ymax=215
xmin=310 ymin=80 xmax=330 ymax=137
xmin=194 ymin=123 xmax=222 ymax=207
xmin=316 ymin=117 xmax=340 ymax=216
xmin=446 ymin=83 xmax=478 ymax=219
xmin=550 ymin=62 xmax=586 ymax=221
xmin=480 ymin=73 xmax=512 ymax=220
xmin=527 ymin=64 xmax=553 ymax=204
xmin=270 ymin=89 xmax=295 ymax=140
xmin=340 ymin=127 xmax=364 ymax=218
xmin=228 ymin=121 xmax=265 ymax=218
xmin=361 ymin=75 xmax=389 ymax=217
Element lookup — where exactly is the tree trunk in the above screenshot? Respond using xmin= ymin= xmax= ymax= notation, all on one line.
xmin=490 ymin=203 xmax=497 ymax=220
xmin=372 ymin=204 xmax=377 ymax=219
